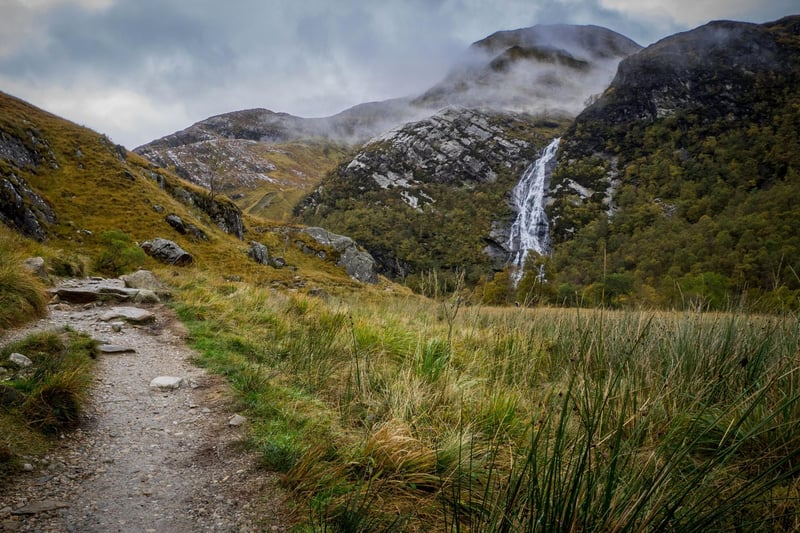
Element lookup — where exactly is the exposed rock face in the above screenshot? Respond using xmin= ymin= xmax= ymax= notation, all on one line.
xmin=0 ymin=127 xmax=59 ymax=240
xmin=121 ymin=271 xmax=156 ymax=289
xmin=140 ymin=238 xmax=193 ymax=266
xmin=0 ymin=172 xmax=57 ymax=241
xmin=300 ymin=108 xmax=539 ymax=211
xmin=296 ymin=107 xmax=553 ymax=278
xmin=301 ymin=227 xmax=379 ymax=284
xmin=145 ymin=172 xmax=245 ymax=239
xmin=0 ymin=128 xmax=57 ymax=170
xmin=120 ymin=270 xmax=167 ymax=292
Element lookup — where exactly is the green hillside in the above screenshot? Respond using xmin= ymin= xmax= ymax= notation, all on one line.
xmin=0 ymin=90 xmax=366 ymax=292
xmin=540 ymin=16 xmax=800 ymax=311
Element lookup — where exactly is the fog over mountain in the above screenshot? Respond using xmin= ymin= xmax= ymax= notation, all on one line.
xmin=0 ymin=0 xmax=796 ymax=148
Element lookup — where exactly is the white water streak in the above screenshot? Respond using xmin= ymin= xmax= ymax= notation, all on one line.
xmin=507 ymin=137 xmax=560 ymax=285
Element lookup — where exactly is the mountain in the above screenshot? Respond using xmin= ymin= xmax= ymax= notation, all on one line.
xmin=0 ymin=90 xmax=376 ymax=290
xmin=135 ymin=24 xmax=640 ymax=222
xmin=413 ymin=24 xmax=641 ymax=114
xmin=295 ymin=108 xmax=567 ymax=283
xmin=291 ymin=24 xmax=639 ymax=286
xmin=544 ymin=15 xmax=800 ymax=309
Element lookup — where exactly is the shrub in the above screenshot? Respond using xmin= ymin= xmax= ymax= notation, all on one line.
xmin=93 ymin=229 xmax=147 ymax=276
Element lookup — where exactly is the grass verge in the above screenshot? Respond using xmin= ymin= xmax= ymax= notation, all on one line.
xmin=0 ymin=329 xmax=98 ymax=482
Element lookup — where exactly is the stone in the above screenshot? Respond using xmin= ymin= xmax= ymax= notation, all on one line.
xmin=11 ymin=500 xmax=70 ymax=515
xmin=152 ymin=204 xmax=165 ymax=213
xmin=140 ymin=238 xmax=193 ymax=266
xmin=9 ymin=353 xmax=32 ymax=367
xmin=99 ymin=307 xmax=156 ymax=324
xmin=22 ymin=463 xmax=33 ymax=471
xmin=51 ymin=285 xmax=140 ymax=304
xmin=247 ymin=241 xmax=270 ymax=265
xmin=228 ymin=414 xmax=247 ymax=427
xmin=186 ymin=223 xmax=208 ymax=241
xmin=99 ymin=345 xmax=136 ymax=354
xmin=0 ymin=384 xmax=25 ymax=408
xmin=111 ymin=322 xmax=124 ymax=332
xmin=165 ymin=213 xmax=187 ymax=234
xmin=120 ymin=270 xmax=164 ymax=291
xmin=301 ymin=227 xmax=379 ymax=284
xmin=272 ymin=257 xmax=286 ymax=268
xmin=149 ymin=376 xmax=183 ymax=390
xmin=133 ymin=289 xmax=160 ymax=304
xmin=1 ymin=519 xmax=21 ymax=531
xmin=22 ymin=256 xmax=47 ymax=280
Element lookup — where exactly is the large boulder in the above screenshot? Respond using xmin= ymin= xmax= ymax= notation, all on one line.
xmin=140 ymin=238 xmax=193 ymax=266
xmin=302 ymin=227 xmax=378 ymax=284
xmin=247 ymin=241 xmax=270 ymax=265
xmin=120 ymin=270 xmax=171 ymax=301
xmin=23 ymin=256 xmax=48 ymax=280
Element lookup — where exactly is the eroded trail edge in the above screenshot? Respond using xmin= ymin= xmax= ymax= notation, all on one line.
xmin=1 ymin=278 xmax=287 ymax=532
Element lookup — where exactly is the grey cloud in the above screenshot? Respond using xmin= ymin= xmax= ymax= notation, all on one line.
xmin=0 ymin=0 xmax=795 ymax=148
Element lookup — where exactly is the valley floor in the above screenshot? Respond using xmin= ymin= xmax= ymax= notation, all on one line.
xmin=0 ymin=279 xmax=288 ymax=532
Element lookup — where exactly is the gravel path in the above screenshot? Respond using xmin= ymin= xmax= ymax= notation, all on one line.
xmin=1 ymin=279 xmax=289 ymax=532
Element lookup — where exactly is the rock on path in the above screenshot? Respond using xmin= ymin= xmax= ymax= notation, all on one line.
xmin=0 ymin=278 xmax=288 ymax=531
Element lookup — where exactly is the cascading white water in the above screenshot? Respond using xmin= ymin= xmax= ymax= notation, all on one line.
xmin=507 ymin=137 xmax=560 ymax=285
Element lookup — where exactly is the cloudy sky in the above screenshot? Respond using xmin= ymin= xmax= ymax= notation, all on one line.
xmin=0 ymin=0 xmax=796 ymax=148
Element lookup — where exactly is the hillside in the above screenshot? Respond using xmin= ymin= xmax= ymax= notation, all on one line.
xmin=136 ymin=24 xmax=640 ymax=225
xmin=0 ymin=91 xmax=377 ymax=291
xmin=544 ymin=16 xmax=800 ymax=309
xmin=296 ymin=108 xmax=568 ymax=288
xmin=290 ymin=24 xmax=641 ymax=288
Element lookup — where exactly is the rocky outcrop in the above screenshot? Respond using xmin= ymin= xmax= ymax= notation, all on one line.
xmin=145 ymin=171 xmax=245 ymax=239
xmin=165 ymin=213 xmax=208 ymax=241
xmin=301 ymin=227 xmax=378 ymax=284
xmin=296 ymin=107 xmax=554 ymax=278
xmin=140 ymin=238 xmax=193 ymax=266
xmin=120 ymin=270 xmax=171 ymax=300
xmin=0 ymin=172 xmax=57 ymax=241
xmin=299 ymin=108 xmax=540 ymax=214
xmin=247 ymin=241 xmax=270 ymax=265
xmin=0 ymin=128 xmax=57 ymax=170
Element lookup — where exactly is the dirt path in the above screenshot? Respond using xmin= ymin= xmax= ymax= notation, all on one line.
xmin=1 ymin=279 xmax=288 ymax=532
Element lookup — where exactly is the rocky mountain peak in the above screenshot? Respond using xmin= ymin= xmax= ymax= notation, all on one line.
xmin=412 ymin=23 xmax=642 ymax=116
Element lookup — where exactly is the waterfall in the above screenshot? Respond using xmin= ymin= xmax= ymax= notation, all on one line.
xmin=507 ymin=137 xmax=560 ymax=285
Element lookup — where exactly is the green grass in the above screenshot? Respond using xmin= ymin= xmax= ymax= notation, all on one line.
xmin=0 ymin=329 xmax=98 ymax=480
xmin=171 ymin=271 xmax=800 ymax=531
xmin=0 ymin=232 xmax=48 ymax=333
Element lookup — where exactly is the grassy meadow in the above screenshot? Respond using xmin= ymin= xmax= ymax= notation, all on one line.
xmin=173 ymin=272 xmax=800 ymax=531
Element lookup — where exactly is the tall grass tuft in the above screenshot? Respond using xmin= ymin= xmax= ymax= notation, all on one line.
xmin=1 ymin=330 xmax=97 ymax=479
xmin=0 ymin=235 xmax=48 ymax=333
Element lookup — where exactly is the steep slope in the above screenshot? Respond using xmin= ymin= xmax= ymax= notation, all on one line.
xmin=136 ymin=24 xmax=640 ymax=225
xmin=545 ymin=16 xmax=800 ymax=309
xmin=0 ymin=91 xmax=372 ymax=290
xmin=295 ymin=107 xmax=568 ymax=286
xmin=133 ymin=100 xmax=430 ymax=221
